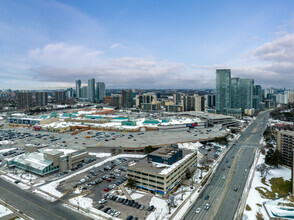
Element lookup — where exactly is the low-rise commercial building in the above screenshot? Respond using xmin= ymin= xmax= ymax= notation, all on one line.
xmin=127 ymin=146 xmax=197 ymax=195
xmin=8 ymin=146 xmax=88 ymax=176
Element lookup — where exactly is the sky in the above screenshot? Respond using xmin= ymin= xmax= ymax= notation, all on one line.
xmin=1 ymin=0 xmax=294 ymax=90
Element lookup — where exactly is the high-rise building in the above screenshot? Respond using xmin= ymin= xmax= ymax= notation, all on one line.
xmin=17 ymin=92 xmax=33 ymax=109
xmin=231 ymin=78 xmax=240 ymax=109
xmin=194 ymin=94 xmax=202 ymax=111
xmin=253 ymin=85 xmax=262 ymax=110
xmin=81 ymin=86 xmax=88 ymax=98
xmin=173 ymin=93 xmax=183 ymax=105
xmin=276 ymin=93 xmax=288 ymax=104
xmin=239 ymin=79 xmax=254 ymax=112
xmin=183 ymin=95 xmax=195 ymax=111
xmin=87 ymin=78 xmax=95 ymax=102
xmin=122 ymin=89 xmax=134 ymax=108
xmin=35 ymin=92 xmax=48 ymax=106
xmin=216 ymin=69 xmax=231 ymax=114
xmin=96 ymin=82 xmax=106 ymax=102
xmin=75 ymin=80 xmax=81 ymax=98
xmin=66 ymin=88 xmax=73 ymax=98
xmin=135 ymin=93 xmax=157 ymax=108
xmin=53 ymin=91 xmax=66 ymax=103
xmin=205 ymin=94 xmax=216 ymax=108
xmin=277 ymin=130 xmax=294 ymax=167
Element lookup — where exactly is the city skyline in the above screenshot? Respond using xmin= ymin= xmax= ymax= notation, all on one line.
xmin=1 ymin=0 xmax=294 ymax=90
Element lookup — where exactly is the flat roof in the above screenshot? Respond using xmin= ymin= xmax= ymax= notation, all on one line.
xmin=279 ymin=130 xmax=294 ymax=136
xmin=128 ymin=149 xmax=194 ymax=176
xmin=149 ymin=146 xmax=181 ymax=159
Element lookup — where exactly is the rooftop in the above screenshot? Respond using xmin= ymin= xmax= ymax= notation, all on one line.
xmin=128 ymin=148 xmax=194 ymax=176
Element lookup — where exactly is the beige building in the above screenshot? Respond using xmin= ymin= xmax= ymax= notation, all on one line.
xmin=277 ymin=130 xmax=294 ymax=167
xmin=127 ymin=147 xmax=197 ymax=195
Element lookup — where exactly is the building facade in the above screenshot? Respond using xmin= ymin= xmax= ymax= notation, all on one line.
xmin=122 ymin=89 xmax=134 ymax=108
xmin=231 ymin=77 xmax=240 ymax=109
xmin=96 ymin=82 xmax=106 ymax=102
xmin=35 ymin=91 xmax=48 ymax=106
xmin=17 ymin=92 xmax=33 ymax=109
xmin=216 ymin=69 xmax=231 ymax=114
xmin=127 ymin=146 xmax=197 ymax=195
xmin=239 ymin=79 xmax=254 ymax=112
xmin=253 ymin=85 xmax=262 ymax=110
xmin=76 ymin=80 xmax=81 ymax=98
xmin=277 ymin=130 xmax=294 ymax=167
xmin=87 ymin=78 xmax=96 ymax=102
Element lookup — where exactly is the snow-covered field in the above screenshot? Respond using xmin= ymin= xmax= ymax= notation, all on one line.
xmin=243 ymin=153 xmax=292 ymax=220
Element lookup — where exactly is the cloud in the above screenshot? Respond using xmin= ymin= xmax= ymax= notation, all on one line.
xmin=24 ymin=47 xmax=216 ymax=89
xmin=110 ymin=43 xmax=122 ymax=49
xmin=27 ymin=43 xmax=104 ymax=67
xmin=252 ymin=34 xmax=294 ymax=62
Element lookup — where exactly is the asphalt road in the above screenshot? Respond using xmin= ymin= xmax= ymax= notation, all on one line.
xmin=184 ymin=111 xmax=270 ymax=220
xmin=0 ymin=178 xmax=90 ymax=220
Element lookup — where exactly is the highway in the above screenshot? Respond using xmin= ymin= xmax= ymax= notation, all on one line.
xmin=0 ymin=178 xmax=90 ymax=220
xmin=184 ymin=111 xmax=269 ymax=220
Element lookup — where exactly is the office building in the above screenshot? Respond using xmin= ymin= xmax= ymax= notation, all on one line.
xmin=122 ymin=89 xmax=134 ymax=108
xmin=126 ymin=145 xmax=197 ymax=195
xmin=87 ymin=78 xmax=95 ymax=102
xmin=17 ymin=92 xmax=33 ymax=109
xmin=96 ymin=82 xmax=106 ymax=102
xmin=8 ymin=146 xmax=88 ymax=176
xmin=216 ymin=69 xmax=231 ymax=114
xmin=76 ymin=80 xmax=81 ymax=98
xmin=253 ymin=85 xmax=262 ymax=110
xmin=35 ymin=92 xmax=48 ymax=106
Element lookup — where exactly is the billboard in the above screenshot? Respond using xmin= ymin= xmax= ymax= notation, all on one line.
xmin=186 ymin=123 xmax=198 ymax=128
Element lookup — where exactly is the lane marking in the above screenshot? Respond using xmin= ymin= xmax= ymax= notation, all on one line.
xmin=0 ymin=183 xmax=65 ymax=220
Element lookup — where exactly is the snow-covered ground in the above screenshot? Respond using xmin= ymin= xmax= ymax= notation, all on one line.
xmin=178 ymin=142 xmax=202 ymax=151
xmin=0 ymin=175 xmax=30 ymax=190
xmin=146 ymin=168 xmax=208 ymax=220
xmin=0 ymin=204 xmax=13 ymax=218
xmin=88 ymin=152 xmax=111 ymax=158
xmin=68 ymin=196 xmax=118 ymax=220
xmin=0 ymin=148 xmax=16 ymax=153
xmin=243 ymin=153 xmax=292 ymax=220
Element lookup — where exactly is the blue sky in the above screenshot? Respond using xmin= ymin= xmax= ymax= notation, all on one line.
xmin=1 ymin=0 xmax=294 ymax=89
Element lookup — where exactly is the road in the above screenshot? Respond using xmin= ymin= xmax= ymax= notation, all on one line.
xmin=184 ymin=111 xmax=269 ymax=220
xmin=0 ymin=178 xmax=90 ymax=220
